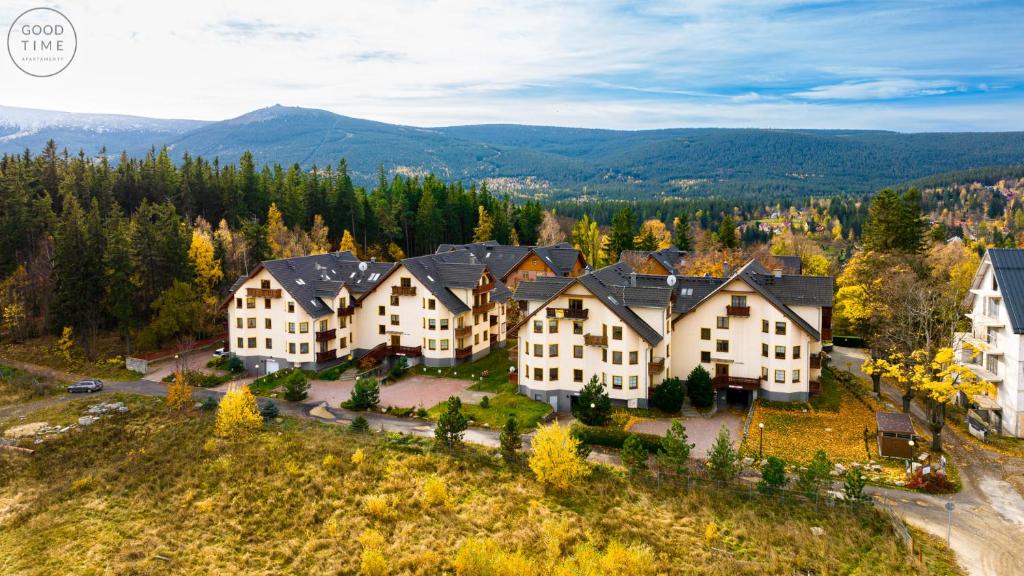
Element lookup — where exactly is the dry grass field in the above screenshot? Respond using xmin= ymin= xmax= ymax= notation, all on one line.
xmin=0 ymin=394 xmax=963 ymax=575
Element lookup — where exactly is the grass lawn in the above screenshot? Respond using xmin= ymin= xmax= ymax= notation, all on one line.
xmin=0 ymin=333 xmax=139 ymax=381
xmin=0 ymin=394 xmax=962 ymax=575
xmin=427 ymin=393 xmax=551 ymax=429
xmin=413 ymin=349 xmax=514 ymax=393
xmin=0 ymin=364 xmax=66 ymax=407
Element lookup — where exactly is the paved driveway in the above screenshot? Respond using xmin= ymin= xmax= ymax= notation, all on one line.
xmin=629 ymin=412 xmax=744 ymax=458
xmin=307 ymin=375 xmax=475 ymax=409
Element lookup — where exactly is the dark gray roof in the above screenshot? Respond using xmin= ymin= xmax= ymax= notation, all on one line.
xmin=436 ymin=241 xmax=582 ymax=279
xmin=227 ymin=275 xmax=248 ymax=296
xmin=876 ymin=412 xmax=915 ymax=435
xmin=400 ymin=252 xmax=495 ymax=315
xmin=261 ymin=251 xmax=395 ymax=317
xmin=491 ymin=279 xmax=512 ymax=303
xmin=578 ymin=262 xmax=665 ymax=345
xmin=513 ymin=276 xmax=575 ymax=301
xmin=773 ymin=255 xmax=803 ymax=275
xmin=736 ymin=262 xmax=822 ymax=339
xmin=748 ymin=274 xmax=834 ymax=308
xmin=532 ymin=243 xmax=583 ymax=276
xmin=621 ymin=247 xmax=687 ymax=272
xmin=988 ymin=249 xmax=1024 ymax=333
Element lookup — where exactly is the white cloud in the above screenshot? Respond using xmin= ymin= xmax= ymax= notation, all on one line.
xmin=792 ymin=79 xmax=966 ymax=101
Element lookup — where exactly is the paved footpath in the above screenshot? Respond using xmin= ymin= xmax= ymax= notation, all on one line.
xmin=833 ymin=347 xmax=1024 ymax=576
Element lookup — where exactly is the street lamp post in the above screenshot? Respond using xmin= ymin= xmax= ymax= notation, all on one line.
xmin=758 ymin=422 xmax=764 ymax=460
xmin=945 ymin=501 xmax=954 ymax=545
xmin=907 ymin=439 xmax=916 ymax=476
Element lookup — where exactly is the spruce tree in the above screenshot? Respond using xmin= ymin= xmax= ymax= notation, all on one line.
xmin=434 ymin=396 xmax=468 ymax=450
xmin=607 ymin=207 xmax=637 ymax=261
xmin=706 ymin=425 xmax=740 ymax=481
xmin=573 ymin=376 xmax=611 ymax=426
xmin=620 ymin=434 xmax=649 ymax=477
xmin=673 ymin=215 xmax=692 ymax=251
xmin=499 ymin=415 xmax=521 ymax=465
xmin=657 ymin=420 xmax=693 ymax=476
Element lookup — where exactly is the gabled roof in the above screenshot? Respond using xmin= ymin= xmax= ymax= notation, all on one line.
xmin=773 ymin=255 xmax=803 ymax=276
xmin=257 ymin=251 xmax=395 ymax=317
xmin=984 ymin=249 xmax=1024 ymax=333
xmin=436 ymin=241 xmax=584 ymax=279
xmin=620 ymin=247 xmax=687 ymax=273
xmin=513 ymin=276 xmax=574 ymax=301
xmin=532 ymin=243 xmax=585 ymax=276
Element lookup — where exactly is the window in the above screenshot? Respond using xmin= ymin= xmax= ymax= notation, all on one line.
xmin=612 ymin=351 xmax=622 ymax=364
xmin=394 ymin=315 xmax=403 ymax=327
xmin=549 ymin=368 xmax=558 ymax=381
xmin=235 ymin=298 xmax=242 ymax=309
xmin=340 ymin=337 xmax=347 ymax=348
xmin=731 ymin=295 xmax=747 ymax=307
xmin=265 ymin=338 xmax=272 ymax=349
xmin=287 ymin=322 xmax=296 ymax=334
xmin=236 ymin=337 xmax=243 ymax=349
xmin=300 ymin=343 xmax=309 ymax=354
xmin=986 ymin=354 xmax=999 ymax=374
xmin=573 ymin=369 xmax=583 ymax=382
xmin=573 ymin=345 xmax=583 ymax=358
xmin=793 ymin=346 xmax=801 ymax=359
xmin=299 ymin=322 xmax=309 ymax=333
xmin=762 ymin=319 xmax=769 ymax=333
xmin=247 ymin=317 xmax=256 ymax=329
xmin=378 ymin=306 xmax=385 ymax=316
xmin=533 ymin=320 xmax=543 ymax=334
xmin=716 ymin=340 xmax=729 ymax=353
xmin=761 ymin=366 xmax=769 ymax=380
xmin=378 ymin=325 xmax=385 ymax=335
xmin=700 ymin=328 xmax=711 ymax=340
xmin=474 ymin=334 xmax=480 ymax=344
xmin=792 ymin=370 xmax=800 ymax=383
xmin=762 ymin=343 xmax=768 ymax=357
xmin=534 ymin=367 xmax=543 ymax=381
xmin=701 ymin=351 xmax=711 ymax=362
xmin=774 ymin=369 xmax=785 ymax=383
xmin=264 ymin=298 xmax=271 ymax=309
xmin=247 ymin=337 xmax=256 ymax=348
xmin=612 ymin=375 xmax=623 ymax=389
xmin=440 ymin=319 xmax=449 ymax=330
xmin=629 ymin=351 xmax=638 ymax=365
xmin=428 ymin=339 xmax=436 ymax=350
xmin=427 ymin=299 xmax=436 ymax=310
xmin=612 ymin=326 xmax=623 ymax=340
xmin=246 ymin=297 xmax=255 ymax=309
xmin=549 ymin=318 xmax=558 ymax=333
xmin=339 ymin=316 xmax=347 ymax=329
xmin=441 ymin=339 xmax=449 ymax=350
xmin=629 ymin=375 xmax=638 ymax=389
xmin=261 ymin=280 xmax=270 ymax=289
xmin=568 ymin=298 xmax=583 ymax=310
xmin=265 ymin=318 xmax=272 ymax=329
xmin=236 ymin=318 xmax=243 ymax=329
xmin=775 ymin=321 xmax=787 ymax=335
xmin=534 ymin=344 xmax=543 ymax=357
xmin=549 ymin=344 xmax=559 ymax=357
xmin=401 ymin=277 xmax=411 ymax=288
xmin=775 ymin=346 xmax=786 ymax=360
xmin=288 ymin=301 xmax=295 ymax=313
xmin=289 ymin=343 xmax=296 ymax=354
xmin=573 ymin=321 xmax=584 ymax=335
xmin=390 ymin=295 xmax=399 ymax=306
xmin=716 ymin=316 xmax=729 ymax=329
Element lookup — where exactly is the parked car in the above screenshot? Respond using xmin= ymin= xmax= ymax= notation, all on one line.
xmin=212 ymin=347 xmax=227 ymax=358
xmin=68 ymin=379 xmax=104 ymax=393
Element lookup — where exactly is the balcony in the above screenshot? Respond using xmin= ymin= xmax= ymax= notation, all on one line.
xmin=547 ymin=307 xmax=588 ymax=320
xmin=392 ymin=285 xmax=417 ymax=297
xmin=725 ymin=305 xmax=750 ymax=317
xmin=473 ymin=301 xmax=495 ymax=315
xmin=473 ymin=281 xmax=495 ymax=295
xmin=455 ymin=345 xmax=473 ymax=359
xmin=315 ymin=349 xmax=337 ymax=363
xmin=247 ymin=287 xmax=282 ymax=298
xmin=584 ymin=334 xmax=607 ymax=346
xmin=454 ymin=325 xmax=472 ymax=338
xmin=337 ymin=305 xmax=355 ymax=317
xmin=648 ymin=357 xmax=665 ymax=376
xmin=712 ymin=375 xmax=762 ymax=390
xmin=810 ymin=354 xmax=821 ymax=369
xmin=315 ymin=328 xmax=336 ymax=342
xmin=389 ymin=345 xmax=422 ymax=357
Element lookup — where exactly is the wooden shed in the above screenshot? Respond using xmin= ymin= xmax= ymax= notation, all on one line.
xmin=876 ymin=412 xmax=915 ymax=459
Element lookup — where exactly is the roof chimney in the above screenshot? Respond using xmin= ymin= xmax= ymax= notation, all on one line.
xmin=774 ymin=268 xmax=783 ymax=279
xmin=370 ymin=257 xmax=376 ymax=263
xmin=629 ymin=271 xmax=637 ymax=287
xmin=722 ymin=262 xmax=730 ymax=276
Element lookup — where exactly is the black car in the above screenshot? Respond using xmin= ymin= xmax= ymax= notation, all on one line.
xmin=68 ymin=379 xmax=104 ymax=393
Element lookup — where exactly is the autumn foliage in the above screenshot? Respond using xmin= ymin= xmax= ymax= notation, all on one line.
xmin=529 ymin=422 xmax=589 ymax=491
xmin=165 ymin=372 xmax=193 ymax=412
xmin=215 ymin=385 xmax=263 ymax=438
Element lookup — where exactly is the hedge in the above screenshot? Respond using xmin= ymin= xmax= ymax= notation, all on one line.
xmin=570 ymin=423 xmax=663 ymax=453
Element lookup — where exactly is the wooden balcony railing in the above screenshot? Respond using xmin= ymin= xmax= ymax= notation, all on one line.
xmin=337 ymin=305 xmax=355 ymax=317
xmin=547 ymin=307 xmax=588 ymax=320
xmin=648 ymin=357 xmax=665 ymax=376
xmin=389 ymin=345 xmax=422 ymax=357
xmin=454 ymin=345 xmax=473 ymax=359
xmin=473 ymin=281 xmax=495 ymax=295
xmin=392 ymin=285 xmax=417 ymax=296
xmin=315 ymin=328 xmax=336 ymax=342
xmin=810 ymin=354 xmax=821 ymax=369
xmin=726 ymin=305 xmax=750 ymax=317
xmin=584 ymin=334 xmax=607 ymax=346
xmin=712 ymin=375 xmax=762 ymax=390
xmin=473 ymin=301 xmax=495 ymax=315
xmin=315 ymin=349 xmax=337 ymax=363
xmin=454 ymin=325 xmax=472 ymax=338
xmin=247 ymin=287 xmax=282 ymax=298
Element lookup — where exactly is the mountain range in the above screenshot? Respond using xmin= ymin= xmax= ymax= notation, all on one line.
xmin=2 ymin=103 xmax=1023 ymax=198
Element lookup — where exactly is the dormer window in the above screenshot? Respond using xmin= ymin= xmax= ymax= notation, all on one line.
xmin=261 ymin=279 xmax=271 ymax=289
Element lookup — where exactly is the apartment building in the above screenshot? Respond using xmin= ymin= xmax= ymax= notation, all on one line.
xmin=225 ymin=248 xmax=511 ymax=373
xmin=955 ymin=248 xmax=1024 ymax=437
xmin=512 ymin=259 xmax=832 ymax=412
xmin=436 ymin=241 xmax=586 ymax=291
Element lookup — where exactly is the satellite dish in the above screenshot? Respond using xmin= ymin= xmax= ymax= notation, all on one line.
xmin=666 ymin=274 xmax=677 ymax=287
xmin=358 ymin=261 xmax=368 ymax=273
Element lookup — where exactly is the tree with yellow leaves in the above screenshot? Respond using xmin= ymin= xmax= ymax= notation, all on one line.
xmin=871 ymin=351 xmax=924 ymax=413
xmin=339 ymin=229 xmax=358 ymax=255
xmin=473 ymin=206 xmax=493 ymax=242
xmin=636 ymin=219 xmax=672 ymax=250
xmin=188 ymin=229 xmax=223 ymax=299
xmin=571 ymin=215 xmax=604 ymax=268
xmin=215 ymin=385 xmax=263 ymax=438
xmin=307 ymin=214 xmax=331 ymax=255
xmin=912 ymin=347 xmax=990 ymax=452
xmin=528 ymin=422 xmax=589 ymax=492
xmin=266 ymin=203 xmax=288 ymax=258
xmin=166 ymin=371 xmax=193 ymax=412
xmin=861 ymin=356 xmax=882 ymax=395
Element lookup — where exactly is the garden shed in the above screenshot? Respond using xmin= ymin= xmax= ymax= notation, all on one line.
xmin=876 ymin=412 xmax=915 ymax=459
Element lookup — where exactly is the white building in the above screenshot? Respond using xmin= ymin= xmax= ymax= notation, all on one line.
xmin=512 ymin=260 xmax=832 ymax=412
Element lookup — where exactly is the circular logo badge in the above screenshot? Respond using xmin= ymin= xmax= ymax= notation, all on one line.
xmin=7 ymin=7 xmax=76 ymax=77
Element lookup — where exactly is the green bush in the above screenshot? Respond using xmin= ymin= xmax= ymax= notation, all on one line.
xmin=434 ymin=396 xmax=468 ymax=450
xmin=758 ymin=456 xmax=787 ymax=494
xmin=258 ymin=398 xmax=280 ymax=420
xmin=387 ymin=406 xmax=415 ymax=417
xmin=572 ymin=376 xmax=612 ymax=426
xmin=620 ymin=434 xmax=649 ymax=476
xmin=317 ymin=361 xmax=351 ymax=381
xmin=479 ymin=396 xmax=490 ymax=409
xmin=225 ymin=354 xmax=244 ymax=373
xmin=686 ymin=365 xmax=714 ymax=409
xmin=387 ymin=357 xmax=409 ymax=380
xmin=706 ymin=425 xmax=740 ymax=481
xmin=350 ymin=415 xmax=370 ymax=433
xmin=200 ymin=396 xmax=219 ymax=411
xmin=570 ymin=423 xmax=663 ymax=453
xmin=499 ymin=416 xmax=521 ymax=465
xmin=282 ymin=370 xmax=310 ymax=402
xmin=650 ymin=377 xmax=685 ymax=413
xmin=797 ymin=450 xmax=832 ymax=497
xmin=344 ymin=377 xmax=380 ymax=411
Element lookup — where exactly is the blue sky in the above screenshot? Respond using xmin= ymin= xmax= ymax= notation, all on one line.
xmin=2 ymin=0 xmax=1023 ymax=131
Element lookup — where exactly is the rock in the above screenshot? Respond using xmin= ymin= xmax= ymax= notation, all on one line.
xmin=78 ymin=416 xmax=99 ymax=427
xmin=834 ymin=463 xmax=846 ymax=476
xmin=0 ymin=437 xmax=15 ymax=446
xmin=87 ymin=402 xmax=127 ymax=415
xmin=810 ymin=527 xmax=825 ymax=537
xmin=741 ymin=457 xmax=755 ymax=466
xmin=3 ymin=422 xmax=48 ymax=438
xmin=33 ymin=438 xmax=44 ymax=445
xmin=309 ymin=404 xmax=335 ymax=421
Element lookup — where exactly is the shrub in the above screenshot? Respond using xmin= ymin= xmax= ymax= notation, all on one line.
xmin=350 ymin=415 xmax=370 ymax=433
xmin=282 ymin=370 xmax=309 ymax=401
xmin=620 ymin=434 xmax=649 ymax=476
xmin=434 ymin=396 xmax=468 ymax=450
xmin=363 ymin=494 xmax=393 ymax=519
xmin=758 ymin=456 xmax=787 ymax=494
xmin=844 ymin=467 xmax=868 ymax=501
xmin=656 ymin=420 xmax=693 ymax=476
xmin=257 ymin=398 xmax=279 ymax=420
xmin=358 ymin=529 xmax=389 ymax=576
xmin=224 ymin=354 xmax=244 ymax=373
xmin=454 ymin=538 xmax=537 ymax=576
xmin=351 ymin=448 xmax=365 ymax=465
xmin=572 ymin=376 xmax=611 ymax=426
xmin=570 ymin=423 xmax=663 ymax=453
xmin=905 ymin=469 xmax=957 ymax=494
xmin=199 ymin=396 xmax=219 ymax=411
xmin=499 ymin=415 xmax=521 ymax=465
xmin=215 ymin=386 xmax=263 ymax=438
xmin=346 ymin=377 xmax=380 ymax=410
xmin=686 ymin=366 xmax=714 ymax=409
xmin=387 ymin=357 xmax=409 ymax=380
xmin=479 ymin=395 xmax=490 ymax=409
xmin=705 ymin=425 xmax=739 ymax=481
xmin=421 ymin=475 xmax=448 ymax=507
xmin=165 ymin=372 xmax=193 ymax=412
xmin=797 ymin=450 xmax=832 ymax=497
xmin=650 ymin=377 xmax=685 ymax=413
xmin=529 ymin=422 xmax=589 ymax=491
